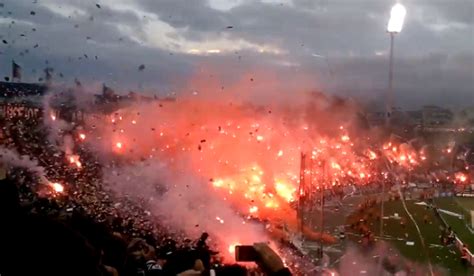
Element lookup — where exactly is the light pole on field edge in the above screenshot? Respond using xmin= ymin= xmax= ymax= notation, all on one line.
xmin=381 ymin=2 xmax=407 ymax=238
xmin=385 ymin=3 xmax=407 ymax=127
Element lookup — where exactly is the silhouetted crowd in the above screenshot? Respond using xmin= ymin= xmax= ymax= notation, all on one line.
xmin=0 ymin=118 xmax=296 ymax=276
xmin=0 ymin=175 xmax=294 ymax=276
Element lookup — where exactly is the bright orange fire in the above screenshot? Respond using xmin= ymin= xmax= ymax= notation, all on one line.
xmin=228 ymin=242 xmax=239 ymax=254
xmin=98 ymin=100 xmax=373 ymax=208
xmin=455 ymin=172 xmax=468 ymax=183
xmin=88 ymin=97 xmax=394 ymax=250
xmin=67 ymin=155 xmax=82 ymax=169
xmin=382 ymin=142 xmax=421 ymax=169
xmin=367 ymin=150 xmax=377 ymax=160
xmin=49 ymin=182 xmax=64 ymax=193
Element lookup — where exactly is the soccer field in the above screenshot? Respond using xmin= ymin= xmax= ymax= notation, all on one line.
xmin=347 ymin=199 xmax=474 ymax=275
xmin=434 ymin=197 xmax=474 ymax=250
xmin=455 ymin=197 xmax=474 ymax=212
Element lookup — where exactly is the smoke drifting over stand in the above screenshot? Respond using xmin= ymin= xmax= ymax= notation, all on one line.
xmin=73 ymin=76 xmax=370 ymax=259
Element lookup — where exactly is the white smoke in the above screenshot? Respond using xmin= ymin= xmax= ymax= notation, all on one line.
xmin=76 ymin=85 xmax=363 ymax=260
xmin=42 ymin=91 xmax=72 ymax=147
xmin=336 ymin=243 xmax=443 ymax=276
xmin=103 ymin=158 xmax=267 ymax=257
xmin=0 ymin=147 xmax=48 ymax=184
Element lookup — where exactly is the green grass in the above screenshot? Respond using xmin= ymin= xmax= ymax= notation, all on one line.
xmin=455 ymin=197 xmax=474 ymax=212
xmin=434 ymin=197 xmax=474 ymax=250
xmin=347 ymin=199 xmax=474 ymax=275
xmin=435 ymin=197 xmax=472 ymax=221
xmin=308 ymin=195 xmax=366 ymax=232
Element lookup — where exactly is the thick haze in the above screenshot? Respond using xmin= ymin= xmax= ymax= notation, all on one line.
xmin=0 ymin=0 xmax=472 ymax=109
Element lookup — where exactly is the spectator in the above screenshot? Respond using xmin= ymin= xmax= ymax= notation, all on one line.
xmin=0 ymin=192 xmax=102 ymax=276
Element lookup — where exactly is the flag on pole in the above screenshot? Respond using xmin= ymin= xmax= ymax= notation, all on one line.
xmin=12 ymin=61 xmax=21 ymax=81
xmin=102 ymin=83 xmax=116 ymax=100
xmin=44 ymin=67 xmax=53 ymax=83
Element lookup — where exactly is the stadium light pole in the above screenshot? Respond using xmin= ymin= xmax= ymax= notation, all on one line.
xmin=385 ymin=3 xmax=407 ymax=127
xmin=380 ymin=3 xmax=406 ymax=240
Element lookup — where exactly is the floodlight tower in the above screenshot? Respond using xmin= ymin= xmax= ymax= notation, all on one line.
xmin=385 ymin=3 xmax=407 ymax=126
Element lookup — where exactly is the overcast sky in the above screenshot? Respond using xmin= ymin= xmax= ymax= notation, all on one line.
xmin=0 ymin=0 xmax=472 ymax=109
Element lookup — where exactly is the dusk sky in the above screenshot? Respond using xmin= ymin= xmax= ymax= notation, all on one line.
xmin=0 ymin=0 xmax=472 ymax=109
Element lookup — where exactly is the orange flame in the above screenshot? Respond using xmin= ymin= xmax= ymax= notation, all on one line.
xmin=50 ymin=182 xmax=64 ymax=193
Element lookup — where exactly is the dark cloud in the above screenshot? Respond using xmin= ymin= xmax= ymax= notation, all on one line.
xmin=0 ymin=0 xmax=471 ymax=109
xmin=139 ymin=0 xmax=227 ymax=32
xmin=411 ymin=0 xmax=473 ymax=25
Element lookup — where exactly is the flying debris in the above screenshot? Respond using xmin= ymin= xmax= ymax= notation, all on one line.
xmin=0 ymin=2 xmax=470 ymax=271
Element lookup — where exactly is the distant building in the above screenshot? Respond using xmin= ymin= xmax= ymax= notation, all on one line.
xmin=422 ymin=105 xmax=453 ymax=127
xmin=366 ymin=111 xmax=385 ymax=127
xmin=456 ymin=107 xmax=474 ymax=127
xmin=406 ymin=110 xmax=423 ymax=127
xmin=366 ymin=108 xmax=422 ymax=129
xmin=364 ymin=106 xmax=461 ymax=136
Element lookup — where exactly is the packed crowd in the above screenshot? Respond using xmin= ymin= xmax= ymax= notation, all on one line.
xmin=0 ymin=107 xmax=471 ymax=276
xmin=0 ymin=117 xmax=297 ymax=276
xmin=0 ymin=175 xmax=296 ymax=276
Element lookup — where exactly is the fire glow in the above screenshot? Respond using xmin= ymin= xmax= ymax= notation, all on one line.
xmin=88 ymin=95 xmax=453 ymax=255
xmin=92 ymin=98 xmax=376 ymax=226
xmin=455 ymin=172 xmax=468 ymax=183
xmin=49 ymin=182 xmax=64 ymax=193
xmin=67 ymin=155 xmax=82 ymax=169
